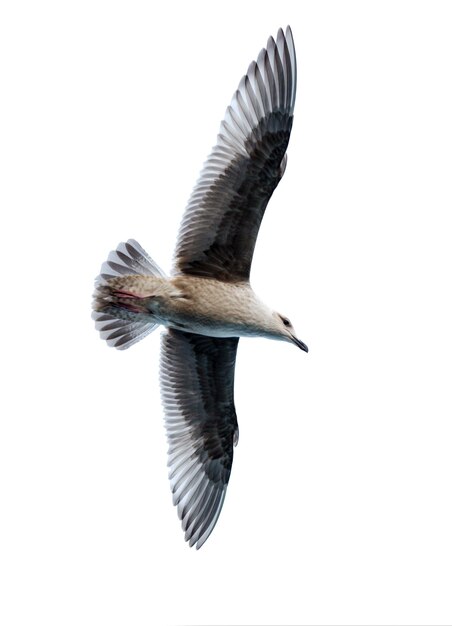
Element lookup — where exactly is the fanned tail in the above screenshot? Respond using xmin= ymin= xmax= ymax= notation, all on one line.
xmin=92 ymin=239 xmax=166 ymax=350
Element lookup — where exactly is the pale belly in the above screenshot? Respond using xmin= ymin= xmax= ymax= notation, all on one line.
xmin=164 ymin=316 xmax=255 ymax=338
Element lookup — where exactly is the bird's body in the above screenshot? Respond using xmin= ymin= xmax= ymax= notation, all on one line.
xmin=99 ymin=274 xmax=287 ymax=340
xmin=93 ymin=26 xmax=308 ymax=549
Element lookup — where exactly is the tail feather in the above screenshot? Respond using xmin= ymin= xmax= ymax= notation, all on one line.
xmin=98 ymin=239 xmax=166 ymax=285
xmin=93 ymin=239 xmax=165 ymax=350
xmin=93 ymin=311 xmax=158 ymax=350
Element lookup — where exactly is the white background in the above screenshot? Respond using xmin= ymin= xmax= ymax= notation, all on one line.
xmin=1 ymin=1 xmax=451 ymax=624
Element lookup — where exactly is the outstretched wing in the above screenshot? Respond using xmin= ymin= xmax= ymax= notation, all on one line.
xmin=160 ymin=329 xmax=239 ymax=549
xmin=173 ymin=26 xmax=297 ymax=282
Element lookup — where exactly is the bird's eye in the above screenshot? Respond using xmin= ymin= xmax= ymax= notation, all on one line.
xmin=281 ymin=316 xmax=291 ymax=327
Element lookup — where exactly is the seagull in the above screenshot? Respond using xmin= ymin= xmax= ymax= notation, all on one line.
xmin=93 ymin=26 xmax=308 ymax=549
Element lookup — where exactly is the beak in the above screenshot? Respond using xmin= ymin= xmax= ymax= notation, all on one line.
xmin=291 ymin=335 xmax=309 ymax=353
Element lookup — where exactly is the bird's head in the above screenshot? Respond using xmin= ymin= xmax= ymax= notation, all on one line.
xmin=272 ymin=312 xmax=309 ymax=352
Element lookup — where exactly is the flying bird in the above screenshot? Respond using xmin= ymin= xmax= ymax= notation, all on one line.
xmin=93 ymin=26 xmax=308 ymax=549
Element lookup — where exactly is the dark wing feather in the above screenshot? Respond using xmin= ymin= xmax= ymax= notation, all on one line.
xmin=173 ymin=26 xmax=297 ymax=282
xmin=160 ymin=329 xmax=239 ymax=549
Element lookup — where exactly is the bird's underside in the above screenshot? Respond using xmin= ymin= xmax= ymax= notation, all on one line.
xmin=93 ymin=26 xmax=299 ymax=549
